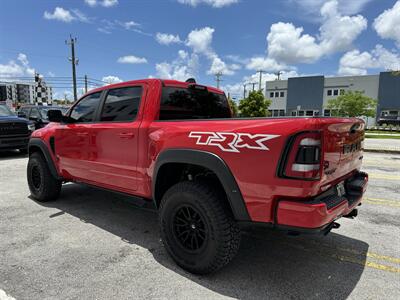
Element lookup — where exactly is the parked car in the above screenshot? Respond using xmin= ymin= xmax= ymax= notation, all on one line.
xmin=26 ymin=78 xmax=368 ymax=274
xmin=377 ymin=110 xmax=400 ymax=126
xmin=0 ymin=103 xmax=35 ymax=153
xmin=18 ymin=105 xmax=69 ymax=129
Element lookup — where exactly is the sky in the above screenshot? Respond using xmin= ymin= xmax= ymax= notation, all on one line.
xmin=0 ymin=0 xmax=399 ymax=100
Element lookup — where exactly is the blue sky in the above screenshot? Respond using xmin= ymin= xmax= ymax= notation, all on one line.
xmin=0 ymin=0 xmax=399 ymax=100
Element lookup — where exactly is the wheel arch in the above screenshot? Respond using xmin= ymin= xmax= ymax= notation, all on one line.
xmin=28 ymin=138 xmax=61 ymax=180
xmin=152 ymin=149 xmax=250 ymax=221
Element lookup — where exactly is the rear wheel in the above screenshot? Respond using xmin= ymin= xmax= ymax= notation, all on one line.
xmin=159 ymin=181 xmax=241 ymax=274
xmin=27 ymin=152 xmax=61 ymax=202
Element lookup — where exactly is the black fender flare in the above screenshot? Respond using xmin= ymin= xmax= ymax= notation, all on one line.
xmin=152 ymin=149 xmax=250 ymax=221
xmin=28 ymin=138 xmax=61 ymax=180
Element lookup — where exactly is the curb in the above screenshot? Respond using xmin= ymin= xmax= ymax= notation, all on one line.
xmin=364 ymin=148 xmax=400 ymax=155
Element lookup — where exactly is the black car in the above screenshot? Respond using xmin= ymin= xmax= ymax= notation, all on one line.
xmin=0 ymin=104 xmax=35 ymax=153
xmin=18 ymin=105 xmax=69 ymax=129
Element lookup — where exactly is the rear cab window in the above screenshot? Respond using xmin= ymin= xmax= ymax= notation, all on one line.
xmin=159 ymin=85 xmax=231 ymax=120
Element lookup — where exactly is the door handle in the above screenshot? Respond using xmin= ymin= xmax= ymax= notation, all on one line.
xmin=76 ymin=132 xmax=89 ymax=137
xmin=118 ymin=132 xmax=135 ymax=139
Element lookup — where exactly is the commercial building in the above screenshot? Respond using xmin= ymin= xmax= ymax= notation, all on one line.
xmin=0 ymin=74 xmax=53 ymax=107
xmin=266 ymin=72 xmax=400 ymax=123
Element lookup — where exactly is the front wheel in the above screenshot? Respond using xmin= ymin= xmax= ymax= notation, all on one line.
xmin=159 ymin=181 xmax=241 ymax=274
xmin=27 ymin=152 xmax=61 ymax=202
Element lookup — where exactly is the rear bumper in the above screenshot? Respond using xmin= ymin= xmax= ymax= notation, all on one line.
xmin=0 ymin=134 xmax=31 ymax=150
xmin=275 ymin=171 xmax=368 ymax=232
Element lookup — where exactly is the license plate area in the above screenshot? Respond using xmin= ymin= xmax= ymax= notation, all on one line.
xmin=336 ymin=181 xmax=346 ymax=197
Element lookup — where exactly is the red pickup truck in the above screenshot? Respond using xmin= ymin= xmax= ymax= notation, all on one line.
xmin=27 ymin=78 xmax=368 ymax=274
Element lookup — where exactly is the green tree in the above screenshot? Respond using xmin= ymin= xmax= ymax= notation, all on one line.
xmin=327 ymin=90 xmax=377 ymax=117
xmin=228 ymin=97 xmax=239 ymax=117
xmin=238 ymin=90 xmax=271 ymax=117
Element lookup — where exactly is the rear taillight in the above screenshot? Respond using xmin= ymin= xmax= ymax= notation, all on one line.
xmin=282 ymin=132 xmax=322 ymax=179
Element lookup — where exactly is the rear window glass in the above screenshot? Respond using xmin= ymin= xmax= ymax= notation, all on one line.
xmin=159 ymin=87 xmax=231 ymax=120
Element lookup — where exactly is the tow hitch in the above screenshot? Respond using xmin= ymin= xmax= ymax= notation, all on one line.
xmin=323 ymin=222 xmax=341 ymax=235
xmin=344 ymin=208 xmax=358 ymax=219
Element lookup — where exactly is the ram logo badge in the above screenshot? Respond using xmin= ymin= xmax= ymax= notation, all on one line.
xmin=189 ymin=131 xmax=280 ymax=153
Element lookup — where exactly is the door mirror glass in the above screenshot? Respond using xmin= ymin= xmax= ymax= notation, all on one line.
xmin=47 ymin=109 xmax=63 ymax=122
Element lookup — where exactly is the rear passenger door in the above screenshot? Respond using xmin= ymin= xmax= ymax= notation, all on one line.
xmin=88 ymin=86 xmax=144 ymax=192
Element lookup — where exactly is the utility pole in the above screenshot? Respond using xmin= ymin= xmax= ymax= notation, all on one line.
xmin=84 ymin=74 xmax=88 ymax=93
xmin=256 ymin=70 xmax=265 ymax=91
xmin=250 ymin=82 xmax=257 ymax=91
xmin=215 ymin=72 xmax=223 ymax=89
xmin=66 ymin=35 xmax=78 ymax=101
xmin=243 ymin=83 xmax=247 ymax=99
xmin=275 ymin=71 xmax=282 ymax=80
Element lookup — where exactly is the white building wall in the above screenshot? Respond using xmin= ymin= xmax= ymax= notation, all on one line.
xmin=323 ymin=75 xmax=379 ymax=107
xmin=265 ymin=80 xmax=288 ymax=111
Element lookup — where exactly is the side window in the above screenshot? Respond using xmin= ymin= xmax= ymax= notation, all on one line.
xmin=30 ymin=108 xmax=40 ymax=119
xmin=70 ymin=92 xmax=102 ymax=123
xmin=100 ymin=87 xmax=142 ymax=122
xmin=20 ymin=107 xmax=30 ymax=116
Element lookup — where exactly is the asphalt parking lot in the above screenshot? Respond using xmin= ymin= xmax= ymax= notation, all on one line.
xmin=0 ymin=151 xmax=399 ymax=300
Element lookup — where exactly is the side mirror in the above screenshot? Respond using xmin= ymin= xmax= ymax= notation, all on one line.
xmin=17 ymin=111 xmax=27 ymax=118
xmin=47 ymin=109 xmax=63 ymax=122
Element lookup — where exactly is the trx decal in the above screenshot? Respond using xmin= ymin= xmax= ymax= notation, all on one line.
xmin=188 ymin=131 xmax=280 ymax=153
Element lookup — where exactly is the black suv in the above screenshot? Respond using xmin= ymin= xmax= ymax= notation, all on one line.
xmin=0 ymin=103 xmax=35 ymax=153
xmin=18 ymin=105 xmax=69 ymax=129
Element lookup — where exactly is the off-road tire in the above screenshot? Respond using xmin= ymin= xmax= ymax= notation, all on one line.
xmin=159 ymin=181 xmax=241 ymax=274
xmin=27 ymin=152 xmax=61 ymax=202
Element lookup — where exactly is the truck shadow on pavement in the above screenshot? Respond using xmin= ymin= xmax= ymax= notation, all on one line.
xmin=38 ymin=183 xmax=369 ymax=300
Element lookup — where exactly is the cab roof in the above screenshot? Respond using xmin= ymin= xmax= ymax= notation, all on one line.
xmin=88 ymin=78 xmax=224 ymax=95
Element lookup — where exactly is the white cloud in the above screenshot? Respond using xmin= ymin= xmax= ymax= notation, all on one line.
xmin=186 ymin=27 xmax=215 ymax=57
xmin=246 ymin=56 xmax=288 ymax=71
xmin=318 ymin=0 xmax=367 ymax=53
xmin=373 ymin=1 xmax=400 ymax=46
xmin=156 ymin=33 xmax=182 ymax=45
xmin=97 ymin=19 xmax=149 ymax=36
xmin=0 ymin=53 xmax=35 ymax=78
xmin=85 ymin=0 xmax=97 ymax=6
xmin=177 ymin=0 xmax=238 ymax=8
xmin=290 ymin=0 xmax=373 ymax=18
xmin=71 ymin=9 xmax=91 ymax=23
xmin=85 ymin=0 xmax=119 ymax=7
xmin=44 ymin=7 xmax=92 ymax=23
xmin=102 ymin=75 xmax=123 ymax=84
xmin=155 ymin=51 xmax=199 ymax=81
xmin=208 ymin=56 xmax=235 ymax=75
xmin=338 ymin=45 xmax=400 ymax=75
xmin=338 ymin=50 xmax=377 ymax=75
xmin=117 ymin=55 xmax=148 ymax=64
xmin=44 ymin=7 xmax=75 ymax=22
xmin=266 ymin=0 xmax=367 ymax=64
xmin=123 ymin=21 xmax=140 ymax=30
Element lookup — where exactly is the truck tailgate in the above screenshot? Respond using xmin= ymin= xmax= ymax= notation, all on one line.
xmin=322 ymin=118 xmax=365 ymax=185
